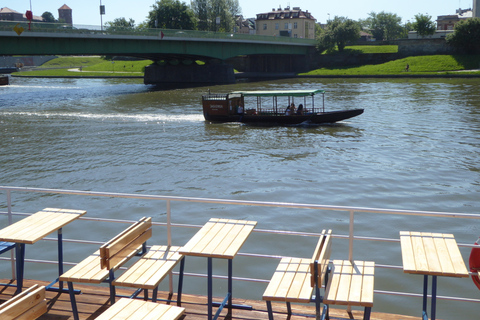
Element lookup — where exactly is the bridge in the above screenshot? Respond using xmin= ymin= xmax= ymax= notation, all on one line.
xmin=0 ymin=22 xmax=316 ymax=84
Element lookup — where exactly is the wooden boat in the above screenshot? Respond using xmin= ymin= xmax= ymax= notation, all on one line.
xmin=202 ymin=89 xmax=364 ymax=125
xmin=0 ymin=75 xmax=9 ymax=86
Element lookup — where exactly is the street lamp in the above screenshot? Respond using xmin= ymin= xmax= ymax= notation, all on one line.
xmin=100 ymin=0 xmax=105 ymax=31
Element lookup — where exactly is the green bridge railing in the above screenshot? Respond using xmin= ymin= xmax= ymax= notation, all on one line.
xmin=0 ymin=21 xmax=316 ymax=46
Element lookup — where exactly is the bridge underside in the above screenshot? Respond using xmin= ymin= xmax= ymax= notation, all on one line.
xmin=0 ymin=32 xmax=315 ymax=84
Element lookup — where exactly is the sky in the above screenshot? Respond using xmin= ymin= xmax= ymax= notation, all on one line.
xmin=1 ymin=0 xmax=474 ymax=27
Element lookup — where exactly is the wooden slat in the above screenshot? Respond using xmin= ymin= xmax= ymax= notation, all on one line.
xmin=0 ymin=208 xmax=86 ymax=244
xmin=178 ymin=219 xmax=218 ymax=255
xmin=324 ymin=260 xmax=375 ymax=308
xmin=223 ymin=221 xmax=257 ymax=258
xmin=400 ymin=231 xmax=468 ymax=277
xmin=113 ymin=246 xmax=183 ymax=289
xmin=310 ymin=230 xmax=332 ymax=287
xmin=443 ymin=233 xmax=469 ymax=277
xmin=422 ymin=232 xmax=441 ymax=273
xmin=15 ymin=301 xmax=47 ymax=320
xmin=59 ymin=250 xmax=109 ymax=283
xmin=433 ymin=233 xmax=455 ymax=275
xmin=335 ymin=260 xmax=353 ymax=305
xmin=100 ymin=217 xmax=152 ymax=261
xmin=262 ymin=258 xmax=291 ymax=302
xmin=95 ymin=298 xmax=185 ymax=320
xmin=411 ymin=231 xmax=429 ymax=273
xmin=348 ymin=261 xmax=364 ymax=305
xmin=286 ymin=258 xmax=311 ymax=302
xmin=399 ymin=231 xmax=416 ymax=272
xmin=179 ymin=218 xmax=257 ymax=259
xmin=361 ymin=261 xmax=375 ymax=306
xmin=0 ymin=284 xmax=46 ymax=319
xmin=102 ymin=229 xmax=152 ymax=270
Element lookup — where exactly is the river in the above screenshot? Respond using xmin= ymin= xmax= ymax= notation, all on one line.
xmin=1 ymin=76 xmax=479 ymax=319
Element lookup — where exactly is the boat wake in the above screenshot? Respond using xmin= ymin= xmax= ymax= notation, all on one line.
xmin=0 ymin=111 xmax=204 ymax=122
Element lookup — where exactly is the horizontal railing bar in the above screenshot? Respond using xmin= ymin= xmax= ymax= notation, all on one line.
xmin=1 ymin=186 xmax=479 ymax=220
xmin=374 ymin=290 xmax=480 ymax=303
xmin=1 ymin=256 xmax=478 ymax=304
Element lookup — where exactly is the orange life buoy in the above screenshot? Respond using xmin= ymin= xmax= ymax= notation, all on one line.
xmin=469 ymin=237 xmax=480 ymax=290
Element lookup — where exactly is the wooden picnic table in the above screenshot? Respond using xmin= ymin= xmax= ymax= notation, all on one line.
xmin=179 ymin=218 xmax=257 ymax=320
xmin=399 ymin=231 xmax=469 ymax=320
xmin=0 ymin=208 xmax=86 ymax=293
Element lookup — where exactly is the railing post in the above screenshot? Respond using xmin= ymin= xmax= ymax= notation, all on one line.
xmin=167 ymin=200 xmax=172 ymax=247
xmin=7 ymin=190 xmax=15 ymax=280
xmin=348 ymin=210 xmax=354 ymax=314
xmin=349 ymin=210 xmax=354 ymax=262
xmin=166 ymin=199 xmax=173 ymax=294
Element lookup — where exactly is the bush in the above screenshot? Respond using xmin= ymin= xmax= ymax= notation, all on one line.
xmin=446 ymin=18 xmax=480 ymax=54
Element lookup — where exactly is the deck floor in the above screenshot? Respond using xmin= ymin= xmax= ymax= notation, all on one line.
xmin=0 ymin=279 xmax=419 ymax=320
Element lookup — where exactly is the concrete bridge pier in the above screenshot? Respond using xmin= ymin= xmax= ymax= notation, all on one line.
xmin=144 ymin=60 xmax=235 ymax=85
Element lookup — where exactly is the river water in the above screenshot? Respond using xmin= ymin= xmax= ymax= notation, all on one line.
xmin=1 ymin=77 xmax=479 ymax=319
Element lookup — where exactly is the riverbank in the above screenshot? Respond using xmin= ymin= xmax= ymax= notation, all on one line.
xmin=9 ymin=54 xmax=480 ymax=79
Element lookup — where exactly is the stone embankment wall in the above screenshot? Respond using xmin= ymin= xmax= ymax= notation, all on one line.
xmin=0 ymin=56 xmax=57 ymax=68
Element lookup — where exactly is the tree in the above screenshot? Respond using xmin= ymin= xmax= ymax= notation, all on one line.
xmin=147 ymin=0 xmax=195 ymax=30
xmin=41 ymin=11 xmax=56 ymax=23
xmin=412 ymin=13 xmax=436 ymax=38
xmin=364 ymin=11 xmax=403 ymax=41
xmin=190 ymin=0 xmax=241 ymax=32
xmin=105 ymin=17 xmax=136 ymax=32
xmin=446 ymin=18 xmax=480 ymax=54
xmin=317 ymin=16 xmax=361 ymax=53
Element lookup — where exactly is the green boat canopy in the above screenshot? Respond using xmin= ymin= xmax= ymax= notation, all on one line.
xmin=230 ymin=89 xmax=325 ymax=97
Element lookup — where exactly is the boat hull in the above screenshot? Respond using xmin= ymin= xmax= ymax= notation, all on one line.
xmin=0 ymin=75 xmax=9 ymax=86
xmin=204 ymin=109 xmax=364 ymax=125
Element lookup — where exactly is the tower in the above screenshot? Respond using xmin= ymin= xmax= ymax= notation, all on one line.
xmin=474 ymin=0 xmax=480 ymax=18
xmin=58 ymin=4 xmax=72 ymax=24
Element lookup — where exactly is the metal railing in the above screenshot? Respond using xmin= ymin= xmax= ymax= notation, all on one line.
xmin=0 ymin=186 xmax=479 ymax=313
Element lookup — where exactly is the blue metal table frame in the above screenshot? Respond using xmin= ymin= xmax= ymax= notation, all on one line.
xmin=399 ymin=231 xmax=469 ymax=320
xmin=179 ymin=218 xmax=257 ymax=320
xmin=0 ymin=208 xmax=86 ymax=294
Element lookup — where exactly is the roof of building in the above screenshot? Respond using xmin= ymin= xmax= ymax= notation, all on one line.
xmin=0 ymin=7 xmax=22 ymax=14
xmin=256 ymin=7 xmax=315 ymax=21
xmin=58 ymin=4 xmax=72 ymax=10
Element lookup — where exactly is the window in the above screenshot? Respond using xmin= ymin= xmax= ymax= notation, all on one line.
xmin=294 ymin=34 xmax=298 ymax=38
xmin=263 ymin=23 xmax=267 ymax=30
xmin=294 ymin=22 xmax=297 ymax=29
xmin=284 ymin=23 xmax=288 ymax=29
xmin=275 ymin=23 xmax=279 ymax=30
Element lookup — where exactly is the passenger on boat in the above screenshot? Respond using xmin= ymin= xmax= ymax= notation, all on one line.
xmin=290 ymin=103 xmax=296 ymax=115
xmin=237 ymin=105 xmax=244 ymax=114
xmin=285 ymin=105 xmax=291 ymax=116
xmin=296 ymin=104 xmax=304 ymax=115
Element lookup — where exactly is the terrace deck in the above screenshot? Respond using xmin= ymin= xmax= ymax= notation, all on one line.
xmin=0 ymin=279 xmax=420 ymax=320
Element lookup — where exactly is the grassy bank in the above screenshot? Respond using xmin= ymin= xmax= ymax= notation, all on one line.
xmin=12 ymin=53 xmax=480 ymax=78
xmin=14 ymin=57 xmax=151 ymax=77
xmin=301 ymin=54 xmax=480 ymax=76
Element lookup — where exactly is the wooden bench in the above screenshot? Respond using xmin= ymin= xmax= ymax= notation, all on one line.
xmin=323 ymin=260 xmax=375 ymax=320
xmin=59 ymin=217 xmax=185 ymax=320
xmin=263 ymin=229 xmax=332 ymax=320
xmin=0 ymin=284 xmax=47 ymax=319
xmin=96 ymin=297 xmax=185 ymax=320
